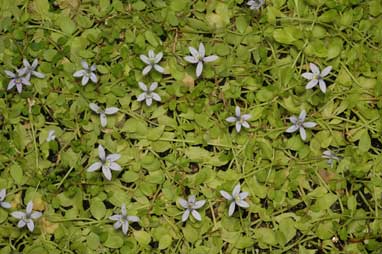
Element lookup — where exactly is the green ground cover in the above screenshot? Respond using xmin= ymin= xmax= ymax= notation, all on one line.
xmin=0 ymin=0 xmax=382 ymax=253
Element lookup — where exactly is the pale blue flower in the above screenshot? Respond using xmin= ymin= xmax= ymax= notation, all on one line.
xmin=137 ymin=82 xmax=161 ymax=106
xmin=184 ymin=42 xmax=218 ymax=78
xmin=179 ymin=195 xmax=206 ymax=222
xmin=73 ymin=60 xmax=97 ymax=86
xmin=0 ymin=189 xmax=11 ymax=209
xmin=302 ymin=63 xmax=332 ymax=93
xmin=140 ymin=50 xmax=164 ymax=75
xmin=87 ymin=145 xmax=121 ymax=181
xmin=89 ymin=103 xmax=119 ymax=127
xmin=220 ymin=184 xmax=249 ymax=216
xmin=286 ymin=110 xmax=316 ymax=141
xmin=247 ymin=0 xmax=265 ymax=10
xmin=5 ymin=69 xmax=30 ymax=93
xmin=21 ymin=59 xmax=45 ymax=80
xmin=109 ymin=203 xmax=139 ymax=235
xmin=11 ymin=201 xmax=42 ymax=232
xmin=226 ymin=106 xmax=251 ymax=133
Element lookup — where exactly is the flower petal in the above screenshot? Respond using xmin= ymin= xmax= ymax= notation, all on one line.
xmin=100 ymin=113 xmax=107 ymax=127
xmin=149 ymin=82 xmax=158 ymax=91
xmin=184 ymin=56 xmax=198 ymax=64
xmin=4 ymin=70 xmax=16 ymax=78
xmin=137 ymin=93 xmax=146 ymax=102
xmin=89 ymin=103 xmax=100 ymax=113
xmin=16 ymin=83 xmax=23 ymax=93
xmin=7 ymin=80 xmax=16 ymax=91
xmin=87 ymin=162 xmax=102 ymax=172
xmin=299 ymin=127 xmax=306 ymax=141
xmin=203 ymin=55 xmax=218 ymax=63
xmin=121 ymin=204 xmax=126 ymax=216
xmin=305 ymin=79 xmax=318 ymax=89
xmin=239 ymin=192 xmax=249 ymax=199
xmin=142 ymin=65 xmax=152 ymax=76
xmin=228 ymin=202 xmax=236 ymax=216
xmin=301 ymin=72 xmax=313 ymax=80
xmin=31 ymin=211 xmax=42 ymax=219
xmin=154 ymin=52 xmax=163 ymax=63
xmin=140 ymin=54 xmax=151 ymax=65
xmin=122 ymin=221 xmax=129 ymax=234
xmin=198 ymin=43 xmax=205 ymax=57
xmin=193 ymin=200 xmax=206 ymax=209
xmin=0 ymin=189 xmax=6 ymax=200
xmin=188 ymin=195 xmax=196 ymax=203
xmin=154 ymin=64 xmax=164 ymax=73
xmin=220 ymin=191 xmax=232 ymax=200
xmin=17 ymin=220 xmax=26 ymax=228
xmin=102 ymin=166 xmax=112 ymax=180
xmin=138 ymin=82 xmax=147 ymax=91
xmin=182 ymin=209 xmax=190 ymax=222
xmin=109 ymin=215 xmax=122 ymax=221
xmin=33 ymin=71 xmax=45 ymax=79
xmin=226 ymin=116 xmax=236 ymax=123
xmin=241 ymin=121 xmax=250 ymax=129
xmin=289 ymin=115 xmax=297 ymax=124
xmin=319 ymin=79 xmax=327 ymax=93
xmin=127 ymin=216 xmax=139 ymax=222
xmin=73 ymin=70 xmax=85 ymax=77
xmin=286 ymin=125 xmax=299 ymax=133
xmin=1 ymin=202 xmax=11 ymax=209
xmin=98 ymin=145 xmax=105 ymax=161
xmin=179 ymin=198 xmax=188 ymax=208
xmin=26 ymin=201 xmax=33 ymax=214
xmin=152 ymin=93 xmax=161 ymax=102
xmin=196 ymin=61 xmax=203 ymax=77
xmin=235 ymin=122 xmax=242 ymax=133
xmin=148 ymin=50 xmax=155 ymax=58
xmin=11 ymin=211 xmax=25 ymax=219
xmin=321 ymin=66 xmax=332 ymax=77
xmin=303 ymin=122 xmax=316 ymax=128
xmin=104 ymin=107 xmax=119 ymax=115
xmin=309 ymin=63 xmax=320 ymax=75
xmin=23 ymin=59 xmax=31 ymax=68
xmin=299 ymin=110 xmax=306 ymax=122
xmin=81 ymin=60 xmax=89 ymax=70
xmin=242 ymin=114 xmax=251 ymax=121
xmin=31 ymin=59 xmax=39 ymax=69
xmin=90 ymin=64 xmax=97 ymax=72
xmin=191 ymin=210 xmax=202 ymax=221
xmin=236 ymin=200 xmax=249 ymax=208
xmin=232 ymin=184 xmax=241 ymax=197
xmin=90 ymin=73 xmax=98 ymax=83
xmin=188 ymin=47 xmax=199 ymax=57
xmin=113 ymin=220 xmax=122 ymax=229
xmin=109 ymin=162 xmax=121 ymax=171
xmin=145 ymin=97 xmax=153 ymax=106
xmin=81 ymin=75 xmax=89 ymax=86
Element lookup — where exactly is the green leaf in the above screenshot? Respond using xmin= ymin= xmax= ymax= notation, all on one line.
xmin=56 ymin=15 xmax=76 ymax=34
xmin=253 ymin=228 xmax=277 ymax=246
xmin=158 ymin=235 xmax=172 ymax=250
xmin=273 ymin=27 xmax=302 ymax=44
xmin=10 ymin=163 xmax=23 ymax=185
xmin=104 ymin=231 xmax=124 ymax=248
xmin=90 ymin=199 xmax=106 ymax=220
xmin=359 ymin=129 xmax=371 ymax=153
xmin=133 ymin=231 xmax=151 ymax=246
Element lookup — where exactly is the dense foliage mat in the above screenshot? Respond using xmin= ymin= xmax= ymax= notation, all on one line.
xmin=0 ymin=0 xmax=382 ymax=253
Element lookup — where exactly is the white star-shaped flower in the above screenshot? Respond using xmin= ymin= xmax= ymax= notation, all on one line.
xmin=184 ymin=42 xmax=218 ymax=78
xmin=137 ymin=82 xmax=161 ymax=106
xmin=87 ymin=145 xmax=121 ymax=181
xmin=178 ymin=195 xmax=206 ymax=222
xmin=302 ymin=63 xmax=332 ymax=93
xmin=21 ymin=59 xmax=45 ymax=80
xmin=73 ymin=60 xmax=98 ymax=86
xmin=322 ymin=150 xmax=340 ymax=167
xmin=109 ymin=203 xmax=139 ymax=235
xmin=89 ymin=103 xmax=119 ymax=127
xmin=0 ymin=189 xmax=11 ymax=209
xmin=247 ymin=0 xmax=265 ymax=10
xmin=226 ymin=106 xmax=251 ymax=133
xmin=140 ymin=50 xmax=164 ymax=75
xmin=11 ymin=201 xmax=42 ymax=232
xmin=46 ymin=130 xmax=56 ymax=142
xmin=285 ymin=110 xmax=317 ymax=141
xmin=5 ymin=69 xmax=31 ymax=93
xmin=220 ymin=184 xmax=249 ymax=216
